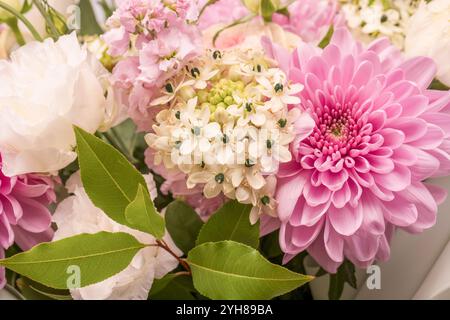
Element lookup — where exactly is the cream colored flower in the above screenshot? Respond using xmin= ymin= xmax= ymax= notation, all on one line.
xmin=0 ymin=33 xmax=115 ymax=176
xmin=404 ymin=0 xmax=450 ymax=86
xmin=187 ymin=166 xmax=235 ymax=198
xmin=249 ymin=175 xmax=278 ymax=224
xmin=257 ymin=74 xmax=303 ymax=112
xmin=146 ymin=48 xmax=301 ymax=222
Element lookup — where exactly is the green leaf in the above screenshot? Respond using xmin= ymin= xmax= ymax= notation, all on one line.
xmin=196 ymin=200 xmax=259 ymax=249
xmin=78 ymin=0 xmax=103 ymax=35
xmin=17 ymin=277 xmax=71 ymax=301
xmin=328 ymin=259 xmax=357 ymax=300
xmin=149 ymin=275 xmax=196 ymax=300
xmin=148 ymin=273 xmax=179 ymax=297
xmin=260 ymin=230 xmax=282 ymax=259
xmin=165 ymin=200 xmax=204 ymax=254
xmin=125 ymin=184 xmax=165 ymax=239
xmin=74 ymin=126 xmax=149 ymax=227
xmin=318 ymin=25 xmax=334 ymax=49
xmin=187 ymin=241 xmax=314 ymax=300
xmin=261 ymin=0 xmax=277 ymax=22
xmin=0 ymin=232 xmax=145 ymax=289
xmin=429 ymin=79 xmax=450 ymax=91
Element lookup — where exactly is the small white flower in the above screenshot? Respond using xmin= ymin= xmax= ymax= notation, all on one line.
xmin=249 ymin=175 xmax=278 ymax=225
xmin=257 ymin=75 xmax=303 ymax=112
xmin=187 ymin=166 xmax=235 ymax=199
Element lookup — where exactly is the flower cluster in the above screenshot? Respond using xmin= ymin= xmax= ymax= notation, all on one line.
xmin=104 ymin=0 xmax=202 ymax=131
xmin=145 ymin=48 xmax=309 ymax=222
xmin=340 ymin=0 xmax=421 ymax=49
xmin=0 ymin=0 xmax=449 ymax=301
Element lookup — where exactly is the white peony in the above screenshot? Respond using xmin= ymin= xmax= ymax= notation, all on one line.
xmin=0 ymin=32 xmax=114 ymax=176
xmin=404 ymin=0 xmax=450 ymax=86
xmin=53 ymin=172 xmax=180 ymax=300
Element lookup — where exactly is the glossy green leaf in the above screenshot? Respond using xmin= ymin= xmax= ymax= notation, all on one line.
xmin=0 ymin=232 xmax=145 ymax=289
xmin=74 ymin=126 xmax=148 ymax=227
xmin=188 ymin=241 xmax=314 ymax=300
xmin=166 ymin=200 xmax=204 ymax=254
xmin=149 ymin=275 xmax=196 ymax=300
xmin=125 ymin=184 xmax=165 ymax=239
xmin=196 ymin=201 xmax=259 ymax=249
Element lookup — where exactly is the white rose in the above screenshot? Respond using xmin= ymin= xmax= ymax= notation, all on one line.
xmin=53 ymin=172 xmax=180 ymax=300
xmin=0 ymin=32 xmax=110 ymax=176
xmin=404 ymin=0 xmax=450 ymax=86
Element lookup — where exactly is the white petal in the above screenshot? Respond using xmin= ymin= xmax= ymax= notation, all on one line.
xmin=204 ymin=122 xmax=221 ymax=139
xmin=246 ymin=169 xmax=266 ymax=190
xmin=203 ymin=180 xmax=222 ymax=198
xmin=199 ymin=137 xmax=211 ymax=152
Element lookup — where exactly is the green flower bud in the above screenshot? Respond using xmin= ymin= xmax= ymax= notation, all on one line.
xmin=224 ymin=96 xmax=234 ymax=106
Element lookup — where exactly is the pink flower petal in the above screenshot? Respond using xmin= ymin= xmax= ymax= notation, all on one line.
xmin=383 ymin=198 xmax=418 ymax=227
xmin=324 ymin=220 xmax=344 ymax=263
xmin=373 ymin=163 xmax=411 ymax=192
xmin=276 ymin=174 xmax=308 ymax=221
xmin=399 ymin=57 xmax=436 ymax=90
xmin=328 ymin=204 xmax=363 ymax=236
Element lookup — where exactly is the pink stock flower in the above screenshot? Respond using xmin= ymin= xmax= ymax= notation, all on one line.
xmin=105 ymin=0 xmax=202 ymax=131
xmin=264 ymin=28 xmax=450 ymax=272
xmin=0 ymin=156 xmax=56 ymax=288
xmin=272 ymin=0 xmax=344 ymax=44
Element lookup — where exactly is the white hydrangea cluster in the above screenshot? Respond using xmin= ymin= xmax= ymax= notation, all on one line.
xmin=146 ymin=48 xmax=304 ymax=223
xmin=340 ymin=0 xmax=422 ymax=49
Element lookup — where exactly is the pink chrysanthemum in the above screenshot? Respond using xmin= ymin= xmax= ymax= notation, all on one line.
xmin=264 ymin=28 xmax=450 ymax=272
xmin=0 ymin=156 xmax=56 ymax=288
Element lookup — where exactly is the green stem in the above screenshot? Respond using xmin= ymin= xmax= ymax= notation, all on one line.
xmin=0 ymin=1 xmax=43 ymax=41
xmin=198 ymin=0 xmax=219 ymax=19
xmin=5 ymin=18 xmax=25 ymax=46
xmin=32 ymin=0 xmax=60 ymax=40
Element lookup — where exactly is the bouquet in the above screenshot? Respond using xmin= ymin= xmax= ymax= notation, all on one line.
xmin=0 ymin=0 xmax=449 ymax=300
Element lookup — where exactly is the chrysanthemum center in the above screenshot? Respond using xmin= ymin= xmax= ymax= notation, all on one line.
xmin=308 ymin=102 xmax=361 ymax=157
